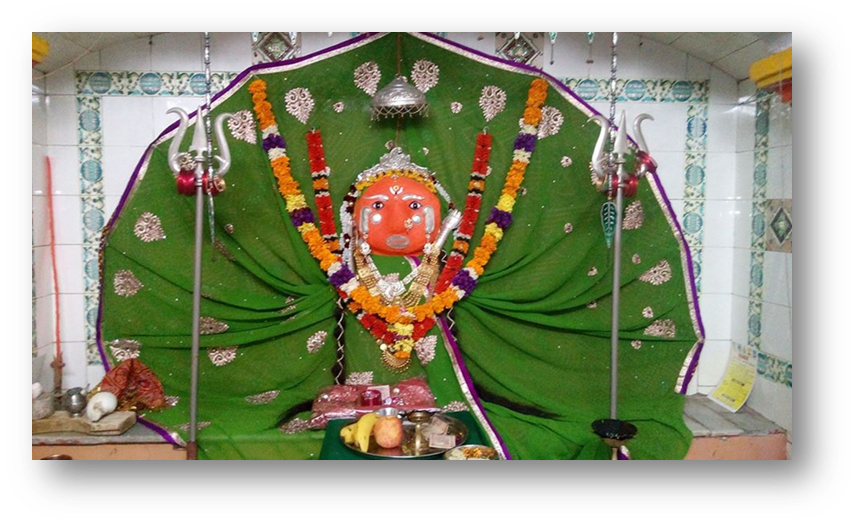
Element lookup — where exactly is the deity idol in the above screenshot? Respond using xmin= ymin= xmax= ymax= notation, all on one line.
xmin=97 ymin=33 xmax=704 ymax=460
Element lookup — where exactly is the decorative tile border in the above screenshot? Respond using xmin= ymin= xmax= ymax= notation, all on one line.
xmin=75 ymin=70 xmax=238 ymax=364
xmin=76 ymin=71 xmax=237 ymax=97
xmin=563 ymin=77 xmax=710 ymax=291
xmin=563 ymin=78 xmax=707 ymax=104
xmin=765 ymin=198 xmax=792 ymax=253
xmin=747 ymin=93 xmax=770 ymax=350
xmin=757 ymin=351 xmax=792 ymax=387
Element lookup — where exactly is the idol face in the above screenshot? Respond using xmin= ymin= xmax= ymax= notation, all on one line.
xmin=354 ymin=176 xmax=441 ymax=256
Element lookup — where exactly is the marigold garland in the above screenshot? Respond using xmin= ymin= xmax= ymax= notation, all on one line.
xmin=249 ymin=77 xmax=549 ymax=367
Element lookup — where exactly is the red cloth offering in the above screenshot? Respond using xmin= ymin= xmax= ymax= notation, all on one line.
xmin=98 ymin=358 xmax=167 ymax=412
xmin=309 ymin=377 xmax=437 ymax=428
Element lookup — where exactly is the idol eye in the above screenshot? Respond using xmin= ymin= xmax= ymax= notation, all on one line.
xmin=372 ymin=201 xmax=385 ymax=210
xmin=409 ymin=202 xmax=422 ymax=210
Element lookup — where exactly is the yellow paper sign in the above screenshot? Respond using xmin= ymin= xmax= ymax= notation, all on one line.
xmin=708 ymin=344 xmax=758 ymax=413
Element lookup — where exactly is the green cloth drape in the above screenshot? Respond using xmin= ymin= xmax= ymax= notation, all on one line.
xmin=98 ymin=33 xmax=703 ymax=460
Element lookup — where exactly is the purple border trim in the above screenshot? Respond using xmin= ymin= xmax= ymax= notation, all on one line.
xmin=137 ymin=415 xmax=182 ymax=447
xmin=437 ymin=316 xmax=513 ymax=460
xmin=648 ymin=168 xmax=706 ymax=393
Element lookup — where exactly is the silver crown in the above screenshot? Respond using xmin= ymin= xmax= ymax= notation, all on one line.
xmin=356 ymin=147 xmax=433 ymax=183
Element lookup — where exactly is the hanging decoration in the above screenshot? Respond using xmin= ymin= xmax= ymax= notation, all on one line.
xmin=549 ymin=32 xmax=558 ymax=65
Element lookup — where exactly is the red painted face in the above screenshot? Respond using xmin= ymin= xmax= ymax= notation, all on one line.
xmin=354 ymin=176 xmax=441 ymax=256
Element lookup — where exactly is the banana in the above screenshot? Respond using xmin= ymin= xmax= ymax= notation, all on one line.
xmin=354 ymin=413 xmax=379 ymax=452
xmin=340 ymin=422 xmax=357 ymax=444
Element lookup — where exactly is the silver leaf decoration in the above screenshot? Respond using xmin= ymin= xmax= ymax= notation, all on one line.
xmin=306 ymin=330 xmax=328 ymax=354
xmin=537 ymin=106 xmax=563 ymax=139
xmin=179 ymin=421 xmax=211 ymax=432
xmin=114 ymin=270 xmax=143 ymax=297
xmin=415 ymin=335 xmax=437 ymax=366
xmin=623 ymin=200 xmax=644 ymax=230
xmin=642 ymin=306 xmax=654 ymax=318
xmin=450 ymin=101 xmax=462 ymax=114
xmin=442 ymin=401 xmax=468 ymax=412
xmin=345 ymin=371 xmax=373 ymax=386
xmin=245 ymin=390 xmax=281 ymax=405
xmin=227 ymin=110 xmax=257 ymax=144
xmin=639 ymin=260 xmax=672 ymax=286
xmin=134 ymin=212 xmax=166 ymax=242
xmin=561 ymin=156 xmax=573 ymax=168
xmin=631 ymin=340 xmax=643 ymax=349
xmin=411 ymin=60 xmax=439 ymax=93
xmin=333 ymin=101 xmax=345 ymax=113
xmin=354 ymin=61 xmax=381 ymax=96
xmin=643 ymin=319 xmax=676 ymax=338
xmin=284 ymin=87 xmax=314 ymax=124
xmin=479 ymin=85 xmax=506 ymax=122
xmin=200 ymin=317 xmax=229 ymax=335
xmin=207 ymin=346 xmax=237 ymax=366
xmin=109 ymin=339 xmax=141 ymax=362
xmin=280 ymin=418 xmax=310 ymax=434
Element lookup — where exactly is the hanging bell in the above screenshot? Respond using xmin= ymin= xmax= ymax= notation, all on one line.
xmin=371 ymin=76 xmax=429 ymax=120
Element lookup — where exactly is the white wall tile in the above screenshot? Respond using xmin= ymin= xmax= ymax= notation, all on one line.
xmin=105 ymin=195 xmax=121 ymax=222
xmin=703 ymin=200 xmax=737 ymax=248
xmin=151 ymin=32 xmax=202 ymax=71
xmin=760 ymin=302 xmax=792 ymax=363
xmin=33 ymin=145 xmax=47 ymax=196
xmin=300 ymin=32 xmax=348 ymax=57
xmin=699 ymin=293 xmax=732 ymax=341
xmin=75 ymin=50 xmax=101 ymax=70
xmin=735 ymin=103 xmax=757 ymax=153
xmin=87 ymin=365 xmax=107 ymax=388
xmin=34 ymin=343 xmax=57 ymax=390
xmin=58 ymin=293 xmax=87 ymax=343
xmin=767 ymin=100 xmax=792 ymax=148
xmin=436 ymin=32 xmax=489 ymax=60
xmin=635 ymin=35 xmax=689 ymax=79
xmin=707 ymin=104 xmax=737 ymax=153
xmin=731 ymin=296 xmax=749 ymax=344
xmin=100 ymin=36 xmax=152 ymax=71
xmin=45 ymin=145 xmax=80 ymax=196
xmin=649 ymin=151 xmax=685 ymax=201
xmin=33 ymin=246 xmax=54 ymax=299
xmin=59 ymin=341 xmax=89 ymax=390
xmin=46 ymin=66 xmax=76 ymax=95
xmin=701 ymin=246 xmax=734 ymax=295
xmin=732 ymin=248 xmax=751 ymax=299
xmin=35 ymin=295 xmax=54 ymax=348
xmin=46 ymin=95 xmax=79 ymax=146
xmin=731 ymin=201 xmax=752 ymax=248
xmin=211 ymin=32 xmax=253 ymax=72
xmin=697 ymin=340 xmax=731 ymax=387
xmin=54 ymin=244 xmax=85 ymax=295
xmin=51 ymin=196 xmax=84 ymax=245
xmin=624 ymin=102 xmax=688 ymax=153
xmin=763 ymin=251 xmax=792 ymax=308
xmin=103 ymin=146 xmax=148 ymax=196
xmin=32 ymin=91 xmax=48 ymax=146
xmin=747 ymin=375 xmax=791 ymax=432
xmin=152 ymin=96 xmax=204 ymax=139
xmin=32 ymin=196 xmax=49 ymax=247
xmin=102 ymin=97 xmax=155 ymax=147
xmin=709 ymin=67 xmax=738 ymax=105
xmin=766 ymin=145 xmax=792 ymax=200
xmin=734 ymin=151 xmax=754 ymax=201
xmin=705 ymin=152 xmax=737 ymax=201
xmin=738 ymin=79 xmax=756 ymax=100
xmin=686 ymin=55 xmax=710 ymax=81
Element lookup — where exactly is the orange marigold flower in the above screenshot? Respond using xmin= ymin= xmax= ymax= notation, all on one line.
xmin=523 ymin=107 xmax=542 ymax=126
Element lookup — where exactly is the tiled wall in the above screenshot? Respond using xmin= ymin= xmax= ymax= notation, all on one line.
xmin=33 ymin=33 xmax=776 ymax=407
xmin=32 ymin=72 xmax=56 ymax=388
xmin=733 ymin=79 xmax=792 ymax=433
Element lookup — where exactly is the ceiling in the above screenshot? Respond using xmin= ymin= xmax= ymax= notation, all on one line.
xmin=34 ymin=32 xmax=790 ymax=80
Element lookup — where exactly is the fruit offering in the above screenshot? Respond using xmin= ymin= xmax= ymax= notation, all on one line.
xmin=373 ymin=416 xmax=404 ymax=449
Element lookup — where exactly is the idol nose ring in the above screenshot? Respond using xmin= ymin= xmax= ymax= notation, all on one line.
xmin=404 ymin=218 xmax=414 ymax=230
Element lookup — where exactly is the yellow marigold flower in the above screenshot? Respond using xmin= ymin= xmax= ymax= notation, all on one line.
xmin=485 ymin=223 xmax=504 ymax=241
xmin=285 ymin=194 xmax=308 ymax=212
xmin=297 ymin=222 xmax=315 ymax=235
xmin=497 ymin=194 xmax=516 ymax=212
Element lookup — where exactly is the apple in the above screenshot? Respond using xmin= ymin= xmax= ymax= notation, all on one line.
xmin=373 ymin=416 xmax=404 ymax=449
